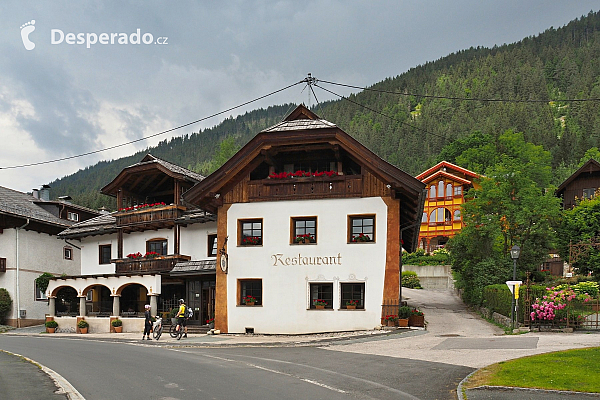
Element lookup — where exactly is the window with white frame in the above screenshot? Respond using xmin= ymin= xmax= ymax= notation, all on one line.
xmin=67 ymin=211 xmax=79 ymax=222
xmin=64 ymin=247 xmax=73 ymax=260
xmin=35 ymin=281 xmax=48 ymax=300
xmin=208 ymin=234 xmax=218 ymax=257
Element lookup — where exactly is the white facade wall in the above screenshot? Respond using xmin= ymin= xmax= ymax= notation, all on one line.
xmin=226 ymin=197 xmax=389 ymax=334
xmin=79 ymin=221 xmax=218 ymax=276
xmin=0 ymin=228 xmax=80 ymax=323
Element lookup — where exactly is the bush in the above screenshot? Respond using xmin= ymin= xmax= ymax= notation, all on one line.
xmin=402 ymin=271 xmax=422 ymax=289
xmin=111 ymin=318 xmax=122 ymax=327
xmin=77 ymin=319 xmax=89 ymax=328
xmin=35 ymin=273 xmax=54 ymax=294
xmin=45 ymin=320 xmax=58 ymax=328
xmin=0 ymin=288 xmax=12 ymax=324
xmin=403 ymin=249 xmax=451 ymax=266
xmin=482 ymin=284 xmax=547 ymax=320
xmin=398 ymin=306 xmax=412 ymax=319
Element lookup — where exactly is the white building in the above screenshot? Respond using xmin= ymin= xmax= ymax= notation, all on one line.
xmin=0 ymin=185 xmax=99 ymax=327
xmin=48 ymin=105 xmax=425 ymax=334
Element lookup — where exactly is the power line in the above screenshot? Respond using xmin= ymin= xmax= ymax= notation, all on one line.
xmin=318 ymin=79 xmax=600 ymax=103
xmin=0 ymin=80 xmax=305 ymax=170
xmin=314 ymin=83 xmax=447 ymax=140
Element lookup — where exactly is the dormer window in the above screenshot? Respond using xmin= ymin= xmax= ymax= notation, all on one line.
xmin=67 ymin=211 xmax=79 ymax=222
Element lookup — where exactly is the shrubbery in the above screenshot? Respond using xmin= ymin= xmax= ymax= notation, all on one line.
xmin=403 ymin=248 xmax=451 ymax=266
xmin=0 ymin=288 xmax=12 ymax=324
xmin=402 ymin=271 xmax=422 ymax=289
xmin=482 ymin=284 xmax=547 ymax=320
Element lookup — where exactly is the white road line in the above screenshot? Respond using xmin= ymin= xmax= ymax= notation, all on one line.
xmin=0 ymin=349 xmax=85 ymax=400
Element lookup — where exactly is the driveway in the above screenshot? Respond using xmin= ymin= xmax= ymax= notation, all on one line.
xmin=327 ymin=288 xmax=600 ymax=368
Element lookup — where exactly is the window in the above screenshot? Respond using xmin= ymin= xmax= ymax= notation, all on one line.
xmin=99 ymin=244 xmax=111 ymax=264
xmin=64 ymin=247 xmax=73 ymax=260
xmin=292 ymin=217 xmax=317 ymax=243
xmin=341 ymin=283 xmax=365 ymax=309
xmin=429 ymin=208 xmax=451 ymax=225
xmin=86 ymin=289 xmax=94 ymax=301
xmin=454 ymin=186 xmax=463 ymax=197
xmin=446 ymin=183 xmax=453 ymax=199
xmin=239 ymin=279 xmax=262 ymax=305
xmin=438 ymin=181 xmax=445 ymax=199
xmin=453 ymin=210 xmax=461 ymax=221
xmin=208 ymin=234 xmax=218 ymax=257
xmin=239 ymin=219 xmax=262 ymax=246
xmin=583 ymin=188 xmax=596 ymax=199
xmin=429 ymin=185 xmax=436 ymax=199
xmin=0 ymin=258 xmax=5 ymax=273
xmin=147 ymin=239 xmax=167 ymax=255
xmin=421 ymin=212 xmax=427 ymax=224
xmin=67 ymin=211 xmax=79 ymax=222
xmin=310 ymin=283 xmax=333 ymax=309
xmin=35 ymin=280 xmax=48 ymax=301
xmin=349 ymin=215 xmax=375 ymax=242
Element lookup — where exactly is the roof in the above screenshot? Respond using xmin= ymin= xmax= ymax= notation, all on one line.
xmin=556 ymin=159 xmax=600 ymax=194
xmin=183 ymin=104 xmax=426 ymax=252
xmin=57 ymin=213 xmax=118 ymax=238
xmin=420 ymin=170 xmax=473 ymax=186
xmin=35 ymin=199 xmax=101 ymax=215
xmin=101 ymin=154 xmax=205 ymax=196
xmin=58 ymin=208 xmax=215 ymax=238
xmin=0 ymin=186 xmax=73 ymax=228
xmin=416 ymin=161 xmax=480 ymax=181
xmin=171 ymin=259 xmax=216 ymax=275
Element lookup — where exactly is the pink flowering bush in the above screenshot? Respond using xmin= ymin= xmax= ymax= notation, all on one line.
xmin=530 ymin=286 xmax=591 ymax=325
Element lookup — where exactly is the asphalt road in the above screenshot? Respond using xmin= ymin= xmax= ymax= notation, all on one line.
xmin=0 ymin=335 xmax=472 ymax=400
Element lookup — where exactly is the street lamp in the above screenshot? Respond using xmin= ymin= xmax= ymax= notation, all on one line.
xmin=510 ymin=245 xmax=521 ymax=330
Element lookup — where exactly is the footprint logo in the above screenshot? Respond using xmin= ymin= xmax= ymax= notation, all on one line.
xmin=20 ymin=20 xmax=36 ymax=50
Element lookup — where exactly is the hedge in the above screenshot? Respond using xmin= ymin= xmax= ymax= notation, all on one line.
xmin=482 ymin=284 xmax=547 ymax=320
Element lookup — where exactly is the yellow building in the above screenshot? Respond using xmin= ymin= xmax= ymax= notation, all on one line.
xmin=416 ymin=161 xmax=480 ymax=252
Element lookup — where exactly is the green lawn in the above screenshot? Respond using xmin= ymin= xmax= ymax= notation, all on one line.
xmin=465 ymin=347 xmax=600 ymax=393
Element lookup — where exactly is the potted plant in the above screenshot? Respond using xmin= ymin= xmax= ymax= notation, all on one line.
xmin=170 ymin=308 xmax=178 ymax=325
xmin=45 ymin=320 xmax=58 ymax=333
xmin=111 ymin=318 xmax=123 ymax=333
xmin=206 ymin=317 xmax=215 ymax=329
xmin=241 ymin=236 xmax=261 ymax=246
xmin=144 ymin=251 xmax=160 ymax=259
xmin=313 ymin=299 xmax=328 ymax=309
xmin=243 ymin=295 xmax=257 ymax=306
xmin=384 ymin=314 xmax=398 ymax=327
xmin=409 ymin=308 xmax=425 ymax=327
xmin=398 ymin=306 xmax=412 ymax=327
xmin=77 ymin=319 xmax=89 ymax=334
xmin=345 ymin=300 xmax=359 ymax=309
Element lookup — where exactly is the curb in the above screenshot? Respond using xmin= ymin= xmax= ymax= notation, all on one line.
xmin=0 ymin=349 xmax=85 ymax=400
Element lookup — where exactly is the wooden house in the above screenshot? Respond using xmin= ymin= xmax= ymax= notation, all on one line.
xmin=556 ymin=159 xmax=600 ymax=209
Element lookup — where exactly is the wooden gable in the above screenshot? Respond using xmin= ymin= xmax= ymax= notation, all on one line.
xmin=183 ymin=105 xmax=426 ymax=251
xmin=557 ymin=159 xmax=600 ymax=209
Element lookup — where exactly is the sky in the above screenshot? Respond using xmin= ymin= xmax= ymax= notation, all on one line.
xmin=0 ymin=1 xmax=598 ymax=193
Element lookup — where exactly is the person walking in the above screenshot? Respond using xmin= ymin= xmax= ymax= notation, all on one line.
xmin=142 ymin=304 xmax=152 ymax=340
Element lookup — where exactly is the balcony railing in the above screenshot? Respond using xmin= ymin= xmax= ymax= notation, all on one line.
xmin=248 ymin=175 xmax=362 ymax=201
xmin=115 ymin=205 xmax=186 ymax=228
xmin=113 ymin=254 xmax=191 ymax=274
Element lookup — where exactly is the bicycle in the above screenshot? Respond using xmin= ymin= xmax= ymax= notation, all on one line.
xmin=152 ymin=316 xmax=163 ymax=340
xmin=169 ymin=319 xmax=185 ymax=339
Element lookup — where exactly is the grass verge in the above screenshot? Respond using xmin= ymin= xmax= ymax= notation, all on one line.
xmin=464 ymin=347 xmax=600 ymax=393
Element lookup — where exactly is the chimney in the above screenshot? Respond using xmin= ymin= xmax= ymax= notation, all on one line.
xmin=58 ymin=195 xmax=72 ymax=204
xmin=39 ymin=185 xmax=51 ymax=201
xmin=32 ymin=189 xmax=39 ymax=199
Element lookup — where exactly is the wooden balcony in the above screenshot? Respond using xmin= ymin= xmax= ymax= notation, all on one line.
xmin=247 ymin=175 xmax=362 ymax=201
xmin=113 ymin=254 xmax=191 ymax=274
xmin=115 ymin=205 xmax=186 ymax=232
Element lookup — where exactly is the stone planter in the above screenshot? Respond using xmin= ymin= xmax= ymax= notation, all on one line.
xmin=409 ymin=315 xmax=425 ymax=327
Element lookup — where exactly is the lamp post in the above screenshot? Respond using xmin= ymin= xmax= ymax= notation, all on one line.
xmin=510 ymin=245 xmax=521 ymax=330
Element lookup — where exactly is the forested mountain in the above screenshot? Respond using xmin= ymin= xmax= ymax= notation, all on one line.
xmin=49 ymin=11 xmax=600 ymax=210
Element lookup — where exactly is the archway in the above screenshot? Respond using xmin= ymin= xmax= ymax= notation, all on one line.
xmin=120 ymin=283 xmax=148 ymax=317
xmin=83 ymin=285 xmax=112 ymax=317
xmin=54 ymin=287 xmax=78 ymax=317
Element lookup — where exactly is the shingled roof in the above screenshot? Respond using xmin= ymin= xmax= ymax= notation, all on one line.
xmin=0 ymin=186 xmax=72 ymax=228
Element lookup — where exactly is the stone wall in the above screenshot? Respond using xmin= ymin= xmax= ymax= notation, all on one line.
xmin=403 ymin=264 xmax=454 ymax=289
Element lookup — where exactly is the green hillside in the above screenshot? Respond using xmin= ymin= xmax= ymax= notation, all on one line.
xmin=50 ymin=11 xmax=600 ymax=210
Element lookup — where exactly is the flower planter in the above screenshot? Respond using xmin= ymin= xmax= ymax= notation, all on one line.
xmin=316 ymin=305 xmax=325 ymax=310
xmin=208 ymin=322 xmax=215 ymax=329
xmin=387 ymin=320 xmax=396 ymax=327
xmin=47 ymin=328 xmax=55 ymax=334
xmin=397 ymin=318 xmax=409 ymax=327
xmin=114 ymin=326 xmax=123 ymax=333
xmin=346 ymin=305 xmax=356 ymax=310
xmin=245 ymin=302 xmax=256 ymax=306
xmin=79 ymin=327 xmax=88 ymax=334
xmin=409 ymin=315 xmax=425 ymax=327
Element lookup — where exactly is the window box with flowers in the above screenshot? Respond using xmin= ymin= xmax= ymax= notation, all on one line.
xmin=313 ymin=299 xmax=328 ymax=309
xmin=294 ymin=234 xmax=316 ymax=244
xmin=241 ymin=236 xmax=262 ymax=246
xmin=409 ymin=308 xmax=425 ymax=327
xmin=144 ymin=251 xmax=160 ymax=259
xmin=345 ymin=300 xmax=360 ymax=310
xmin=243 ymin=295 xmax=257 ymax=306
xmin=118 ymin=202 xmax=167 ymax=212
xmin=126 ymin=252 xmax=143 ymax=259
xmin=351 ymin=233 xmax=372 ymax=243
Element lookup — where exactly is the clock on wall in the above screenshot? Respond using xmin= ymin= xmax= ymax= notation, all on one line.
xmin=220 ymin=253 xmax=228 ymax=274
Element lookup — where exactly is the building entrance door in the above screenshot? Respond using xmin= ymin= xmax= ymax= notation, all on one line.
xmin=186 ymin=278 xmax=216 ymax=325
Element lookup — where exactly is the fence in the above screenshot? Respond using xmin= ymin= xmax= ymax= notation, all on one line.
xmin=381 ymin=299 xmax=407 ymax=324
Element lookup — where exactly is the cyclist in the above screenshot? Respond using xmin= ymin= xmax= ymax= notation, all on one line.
xmin=175 ymin=299 xmax=188 ymax=339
